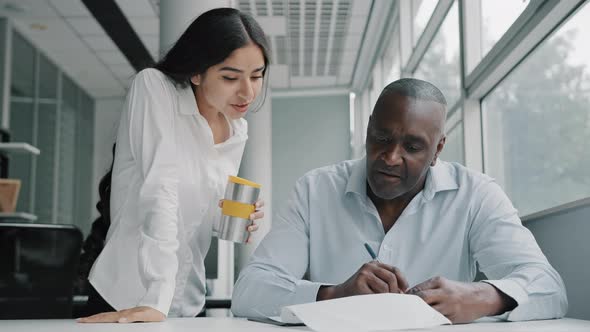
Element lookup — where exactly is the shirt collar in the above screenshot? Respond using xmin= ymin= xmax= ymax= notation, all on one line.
xmin=345 ymin=157 xmax=368 ymax=196
xmin=422 ymin=161 xmax=460 ymax=201
xmin=178 ymin=85 xmax=198 ymax=115
xmin=176 ymin=84 xmax=248 ymax=139
xmin=345 ymin=158 xmax=459 ymax=200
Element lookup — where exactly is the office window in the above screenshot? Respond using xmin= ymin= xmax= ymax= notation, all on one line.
xmin=360 ymin=90 xmax=370 ymax=146
xmin=8 ymin=102 xmax=34 ymax=212
xmin=482 ymin=2 xmax=590 ymax=216
xmin=75 ymin=93 xmax=95 ymax=234
xmin=57 ymin=76 xmax=78 ymax=224
xmin=10 ymin=32 xmax=35 ymax=97
xmin=368 ymin=79 xmax=377 ymax=113
xmin=414 ymin=2 xmax=461 ymax=108
xmin=413 ymin=0 xmax=439 ymax=46
xmin=480 ymin=0 xmax=529 ymax=62
xmin=35 ymin=103 xmax=58 ymax=222
xmin=382 ymin=25 xmax=401 ymax=85
xmin=0 ymin=19 xmax=5 ymax=112
xmin=440 ymin=124 xmax=464 ymax=165
xmin=38 ymin=54 xmax=58 ymax=99
xmin=440 ymin=109 xmax=464 ymax=164
xmin=371 ymin=58 xmax=384 ymax=102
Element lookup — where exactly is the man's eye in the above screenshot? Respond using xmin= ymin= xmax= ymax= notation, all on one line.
xmin=375 ymin=136 xmax=390 ymax=143
xmin=405 ymin=144 xmax=422 ymax=152
xmin=223 ymin=76 xmax=238 ymax=81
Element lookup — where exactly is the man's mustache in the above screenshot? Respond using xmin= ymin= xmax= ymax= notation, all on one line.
xmin=372 ymin=163 xmax=404 ymax=178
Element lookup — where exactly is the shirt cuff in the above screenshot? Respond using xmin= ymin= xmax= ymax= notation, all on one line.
xmin=293 ymin=280 xmax=326 ymax=305
xmin=137 ymin=280 xmax=176 ymax=317
xmin=481 ymin=279 xmax=528 ymax=321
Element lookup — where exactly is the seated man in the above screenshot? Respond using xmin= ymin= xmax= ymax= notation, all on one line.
xmin=232 ymin=78 xmax=567 ymax=323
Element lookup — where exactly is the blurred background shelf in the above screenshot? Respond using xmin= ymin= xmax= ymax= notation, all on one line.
xmin=0 ymin=212 xmax=38 ymax=221
xmin=0 ymin=143 xmax=40 ymax=155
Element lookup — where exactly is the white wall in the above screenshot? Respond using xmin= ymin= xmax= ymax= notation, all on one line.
xmin=235 ymin=96 xmax=273 ymax=276
xmin=524 ymin=202 xmax=590 ymax=320
xmin=271 ymin=94 xmax=351 ymax=220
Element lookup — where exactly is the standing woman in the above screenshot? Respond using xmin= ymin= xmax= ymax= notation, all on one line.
xmin=78 ymin=8 xmax=269 ymax=323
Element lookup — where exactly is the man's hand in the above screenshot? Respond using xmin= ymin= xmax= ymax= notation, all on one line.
xmin=407 ymin=277 xmax=517 ymax=323
xmin=317 ymin=261 xmax=409 ymax=301
xmin=78 ymin=306 xmax=165 ymax=323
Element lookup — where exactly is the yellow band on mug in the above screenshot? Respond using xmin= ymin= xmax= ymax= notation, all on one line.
xmin=228 ymin=175 xmax=262 ymax=189
xmin=222 ymin=200 xmax=255 ymax=219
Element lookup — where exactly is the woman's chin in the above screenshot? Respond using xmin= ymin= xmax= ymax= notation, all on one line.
xmin=227 ymin=110 xmax=248 ymax=119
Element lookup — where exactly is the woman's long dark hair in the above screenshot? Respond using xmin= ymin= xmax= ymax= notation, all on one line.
xmin=77 ymin=8 xmax=270 ymax=293
xmin=76 ymin=144 xmax=115 ymax=294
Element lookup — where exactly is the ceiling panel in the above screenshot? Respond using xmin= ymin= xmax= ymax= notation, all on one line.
xmin=49 ymin=0 xmax=91 ymax=17
xmin=268 ymin=64 xmax=289 ymax=88
xmin=255 ymin=16 xmax=287 ymax=36
xmin=350 ymin=0 xmax=370 ymax=17
xmin=83 ymin=35 xmax=119 ymax=51
xmin=114 ymin=0 xmax=156 ymax=17
xmin=290 ymin=76 xmax=338 ymax=88
xmin=96 ymin=50 xmax=129 ymax=65
xmin=109 ymin=63 xmax=135 ymax=77
xmin=128 ymin=17 xmax=159 ymax=34
xmin=0 ymin=0 xmax=57 ymax=17
xmin=3 ymin=0 xmax=132 ymax=97
xmin=139 ymin=34 xmax=159 ymax=59
xmin=12 ymin=17 xmax=75 ymax=40
xmin=66 ymin=17 xmax=104 ymax=35
xmin=237 ymin=0 xmax=368 ymax=90
xmin=3 ymin=0 xmax=376 ymax=97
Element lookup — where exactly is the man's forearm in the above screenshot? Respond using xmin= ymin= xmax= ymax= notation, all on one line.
xmin=316 ymin=285 xmax=337 ymax=301
xmin=476 ymin=282 xmax=517 ymax=317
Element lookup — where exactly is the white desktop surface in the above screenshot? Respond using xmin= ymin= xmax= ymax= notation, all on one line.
xmin=0 ymin=317 xmax=589 ymax=331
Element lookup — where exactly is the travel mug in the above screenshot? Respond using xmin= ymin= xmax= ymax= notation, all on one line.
xmin=218 ymin=175 xmax=261 ymax=243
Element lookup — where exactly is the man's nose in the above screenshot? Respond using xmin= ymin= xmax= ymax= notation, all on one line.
xmin=382 ymin=144 xmax=404 ymax=166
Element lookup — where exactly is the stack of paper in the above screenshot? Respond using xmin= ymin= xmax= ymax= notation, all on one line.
xmin=273 ymin=293 xmax=451 ymax=332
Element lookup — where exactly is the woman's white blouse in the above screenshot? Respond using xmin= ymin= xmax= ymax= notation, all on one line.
xmin=89 ymin=68 xmax=248 ymax=317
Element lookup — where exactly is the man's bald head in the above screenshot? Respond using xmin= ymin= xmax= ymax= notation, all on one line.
xmin=379 ymin=78 xmax=447 ymax=107
xmin=372 ymin=78 xmax=448 ymax=136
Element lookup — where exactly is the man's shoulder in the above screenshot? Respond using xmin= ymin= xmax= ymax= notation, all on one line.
xmin=438 ymin=160 xmax=495 ymax=190
xmin=298 ymin=159 xmax=359 ymax=186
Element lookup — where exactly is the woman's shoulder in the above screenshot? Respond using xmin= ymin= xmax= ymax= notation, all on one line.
xmin=132 ymin=68 xmax=176 ymax=92
xmin=124 ymin=68 xmax=180 ymax=112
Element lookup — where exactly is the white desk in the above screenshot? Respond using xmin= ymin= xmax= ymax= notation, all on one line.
xmin=0 ymin=317 xmax=588 ymax=331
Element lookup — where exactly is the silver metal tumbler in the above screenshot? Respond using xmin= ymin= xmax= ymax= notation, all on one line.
xmin=218 ymin=176 xmax=261 ymax=243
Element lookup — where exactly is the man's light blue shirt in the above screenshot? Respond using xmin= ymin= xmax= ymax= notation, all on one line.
xmin=232 ymin=158 xmax=567 ymax=321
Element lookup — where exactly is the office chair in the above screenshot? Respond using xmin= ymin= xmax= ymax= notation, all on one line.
xmin=0 ymin=223 xmax=82 ymax=319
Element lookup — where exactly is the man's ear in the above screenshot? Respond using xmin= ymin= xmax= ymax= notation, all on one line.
xmin=190 ymin=74 xmax=201 ymax=86
xmin=431 ymin=135 xmax=446 ymax=166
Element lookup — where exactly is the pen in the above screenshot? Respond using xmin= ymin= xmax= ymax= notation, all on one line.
xmin=364 ymin=243 xmax=378 ymax=261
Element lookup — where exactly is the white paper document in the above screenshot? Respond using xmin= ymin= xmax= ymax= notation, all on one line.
xmin=276 ymin=293 xmax=452 ymax=332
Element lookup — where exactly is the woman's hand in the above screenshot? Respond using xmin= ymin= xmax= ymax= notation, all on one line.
xmin=77 ymin=306 xmax=165 ymax=323
xmin=219 ymin=199 xmax=264 ymax=243
xmin=246 ymin=199 xmax=264 ymax=242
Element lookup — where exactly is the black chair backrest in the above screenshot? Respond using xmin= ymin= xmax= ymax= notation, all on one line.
xmin=0 ymin=223 xmax=82 ymax=319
